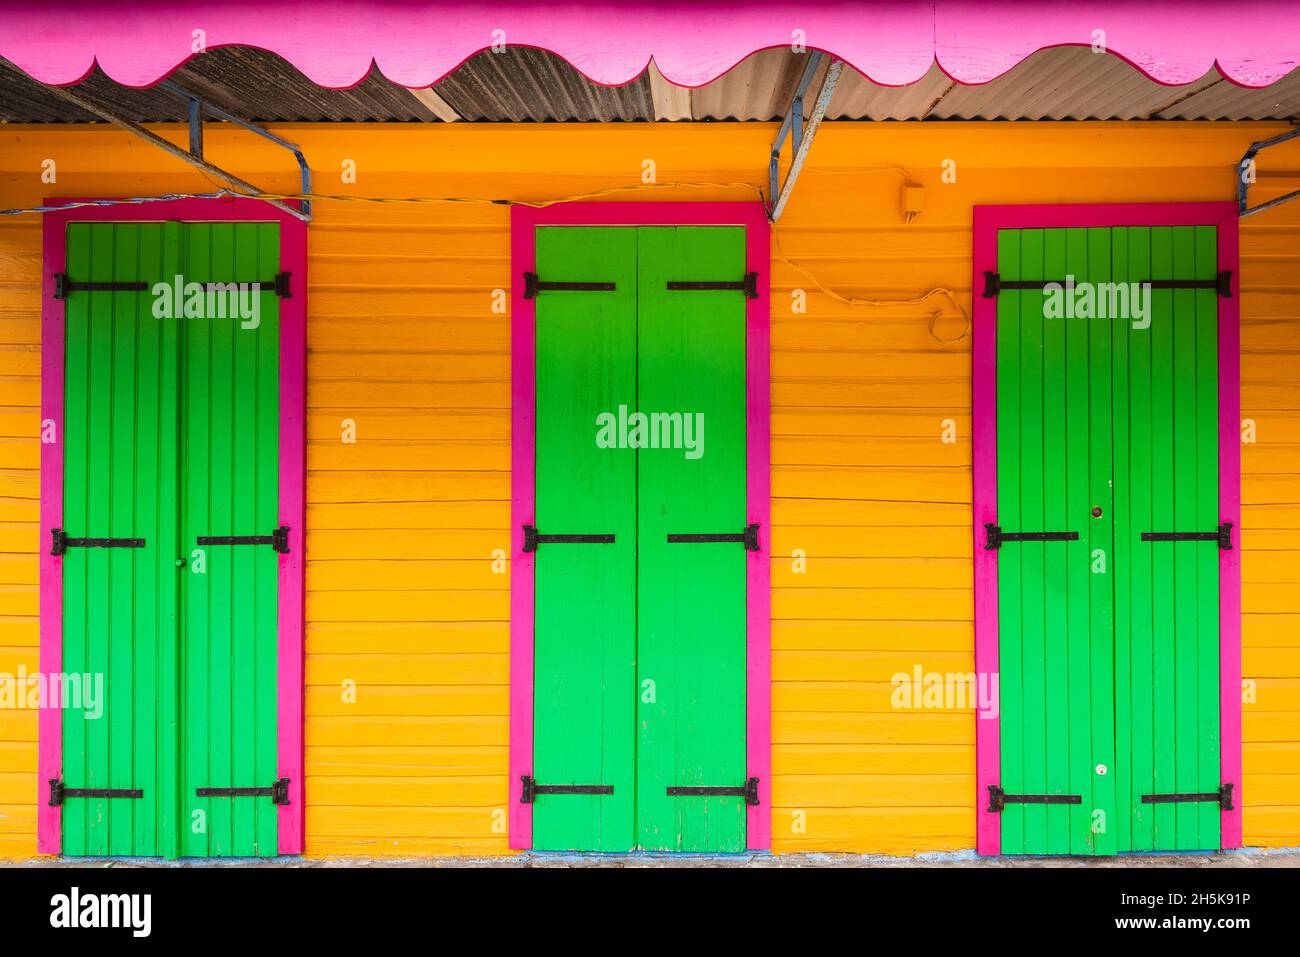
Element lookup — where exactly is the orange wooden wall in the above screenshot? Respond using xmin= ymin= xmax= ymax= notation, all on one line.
xmin=0 ymin=122 xmax=1297 ymax=857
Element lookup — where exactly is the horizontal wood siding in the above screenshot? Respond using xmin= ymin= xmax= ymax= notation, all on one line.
xmin=0 ymin=122 xmax=1296 ymax=857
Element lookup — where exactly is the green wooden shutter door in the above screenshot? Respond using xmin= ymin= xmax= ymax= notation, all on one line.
xmin=62 ymin=221 xmax=280 ymax=858
xmin=1112 ymin=225 xmax=1221 ymax=851
xmin=996 ymin=225 xmax=1220 ymax=856
xmin=532 ymin=227 xmax=638 ymax=851
xmin=179 ymin=222 xmax=281 ymax=857
xmin=62 ymin=222 xmax=180 ymax=856
xmin=531 ymin=225 xmax=747 ymax=852
xmin=635 ymin=227 xmax=747 ymax=852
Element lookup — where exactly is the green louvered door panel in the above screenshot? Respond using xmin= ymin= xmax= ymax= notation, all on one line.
xmin=635 ymin=227 xmax=747 ymax=852
xmin=180 ymin=223 xmax=281 ymax=857
xmin=996 ymin=226 xmax=1220 ymax=856
xmin=532 ymin=227 xmax=637 ymax=851
xmin=62 ymin=222 xmax=181 ymax=856
xmin=62 ymin=221 xmax=280 ymax=858
xmin=531 ymin=226 xmax=747 ymax=852
xmin=1112 ymin=226 xmax=1220 ymax=851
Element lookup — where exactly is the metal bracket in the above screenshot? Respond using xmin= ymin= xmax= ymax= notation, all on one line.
xmin=1141 ymin=522 xmax=1232 ymax=550
xmin=519 ymin=775 xmax=614 ymax=804
xmin=768 ymin=51 xmax=844 ymax=222
xmin=196 ymin=525 xmax=290 ymax=554
xmin=666 ymin=273 xmax=759 ymax=299
xmin=48 ymin=779 xmax=144 ymax=807
xmin=50 ymin=528 xmax=146 ymax=556
xmin=522 ymin=272 xmax=616 ymax=299
xmin=666 ymin=523 xmax=761 ymax=552
xmin=521 ymin=524 xmax=615 ymax=553
xmin=987 ymin=785 xmax=1082 ymax=813
xmin=984 ymin=524 xmax=1079 ymax=551
xmin=196 ymin=777 xmax=291 ymax=805
xmin=666 ymin=777 xmax=760 ymax=806
xmin=159 ymin=79 xmax=313 ymax=222
xmin=1141 ymin=783 xmax=1233 ymax=811
xmin=1239 ymin=127 xmax=1300 ymax=218
xmin=983 ymin=271 xmax=1232 ymax=299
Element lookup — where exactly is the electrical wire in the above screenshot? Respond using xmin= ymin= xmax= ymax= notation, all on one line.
xmin=2 ymin=178 xmax=970 ymax=342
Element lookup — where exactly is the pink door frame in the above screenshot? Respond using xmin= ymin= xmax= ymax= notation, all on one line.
xmin=971 ymin=202 xmax=1242 ymax=855
xmin=37 ymin=196 xmax=307 ymax=856
xmin=508 ymin=202 xmax=772 ymax=850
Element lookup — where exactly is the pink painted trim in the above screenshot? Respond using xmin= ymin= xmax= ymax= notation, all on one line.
xmin=37 ymin=208 xmax=65 ymax=855
xmin=37 ymin=196 xmax=307 ymax=856
xmin=1215 ymin=215 xmax=1243 ymax=850
xmin=2 ymin=1 xmax=1297 ymax=89
xmin=971 ymin=201 xmax=1242 ymax=855
xmin=509 ymin=202 xmax=771 ymax=850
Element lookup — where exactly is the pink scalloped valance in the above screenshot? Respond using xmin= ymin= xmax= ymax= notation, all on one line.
xmin=1 ymin=0 xmax=1297 ymax=90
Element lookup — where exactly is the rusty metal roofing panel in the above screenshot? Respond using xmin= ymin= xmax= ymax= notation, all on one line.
xmin=689 ymin=48 xmax=811 ymax=121
xmin=432 ymin=47 xmax=654 ymax=121
xmin=1155 ymin=67 xmax=1300 ymax=119
xmin=927 ymin=46 xmax=1222 ymax=120
xmin=1 ymin=47 xmax=439 ymax=123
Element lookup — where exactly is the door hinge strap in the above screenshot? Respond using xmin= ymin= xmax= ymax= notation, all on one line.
xmin=519 ymin=776 xmax=613 ymax=804
xmin=1141 ymin=522 xmax=1232 ymax=550
xmin=52 ymin=274 xmax=149 ymax=299
xmin=982 ymin=271 xmax=1231 ymax=299
xmin=984 ymin=524 xmax=1079 ymax=550
xmin=666 ymin=523 xmax=761 ymax=551
xmin=666 ymin=777 xmax=760 ymax=806
xmin=1141 ymin=784 xmax=1234 ymax=810
xmin=987 ymin=785 xmax=1082 ymax=812
xmin=666 ymin=273 xmax=759 ymax=299
xmin=48 ymin=779 xmax=144 ymax=807
xmin=521 ymin=524 xmax=615 ymax=553
xmin=50 ymin=529 xmax=145 ymax=556
xmin=196 ymin=525 xmax=290 ymax=554
xmin=196 ymin=778 xmax=291 ymax=805
xmin=54 ymin=272 xmax=291 ymax=300
xmin=522 ymin=273 xmax=615 ymax=299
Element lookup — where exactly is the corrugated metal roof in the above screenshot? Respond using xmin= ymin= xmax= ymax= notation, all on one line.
xmin=690 ymin=46 xmax=1300 ymax=121
xmin=1 ymin=44 xmax=1297 ymax=124
xmin=0 ymin=47 xmax=439 ymax=123
xmin=433 ymin=46 xmax=654 ymax=121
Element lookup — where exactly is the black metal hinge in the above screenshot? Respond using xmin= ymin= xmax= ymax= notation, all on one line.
xmin=987 ymin=785 xmax=1082 ymax=813
xmin=519 ymin=775 xmax=614 ymax=804
xmin=1141 ymin=522 xmax=1232 ymax=550
xmin=984 ymin=524 xmax=1079 ymax=550
xmin=666 ymin=272 xmax=759 ymax=299
xmin=50 ymin=528 xmax=145 ymax=556
xmin=196 ymin=525 xmax=290 ymax=554
xmin=53 ymin=274 xmax=149 ymax=300
xmin=982 ymin=270 xmax=1232 ymax=299
xmin=1141 ymin=783 xmax=1234 ymax=811
xmin=521 ymin=524 xmax=615 ymax=553
xmin=48 ymin=778 xmax=144 ymax=807
xmin=666 ymin=523 xmax=761 ymax=552
xmin=667 ymin=777 xmax=760 ymax=806
xmin=522 ymin=272 xmax=616 ymax=299
xmin=196 ymin=777 xmax=291 ymax=805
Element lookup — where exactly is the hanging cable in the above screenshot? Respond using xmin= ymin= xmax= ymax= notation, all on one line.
xmin=3 ymin=178 xmax=969 ymax=341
